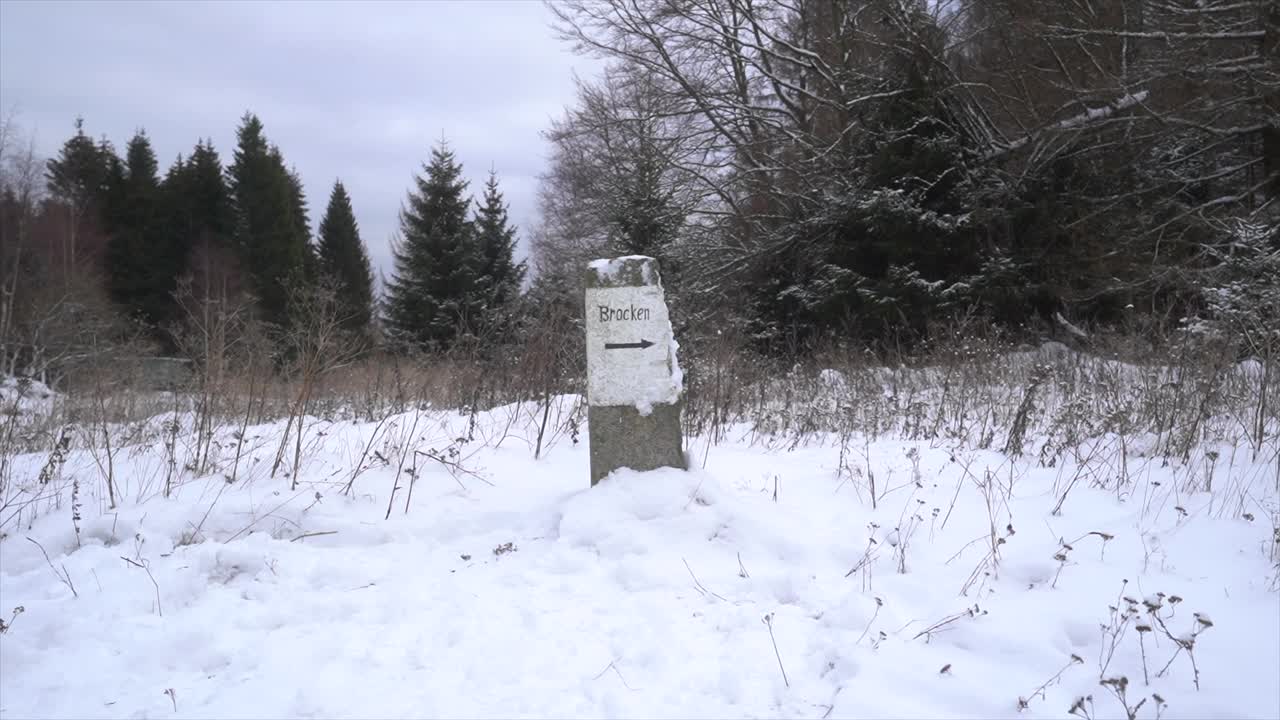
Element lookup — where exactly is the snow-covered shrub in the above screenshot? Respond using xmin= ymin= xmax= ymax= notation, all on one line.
xmin=1186 ymin=220 xmax=1280 ymax=359
xmin=1183 ymin=219 xmax=1280 ymax=451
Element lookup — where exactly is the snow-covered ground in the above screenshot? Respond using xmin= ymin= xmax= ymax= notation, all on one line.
xmin=1 ymin=385 xmax=1277 ymax=719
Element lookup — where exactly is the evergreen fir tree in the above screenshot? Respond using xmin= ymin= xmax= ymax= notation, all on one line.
xmin=158 ymin=153 xmax=189 ymax=299
xmin=99 ymin=142 xmax=127 ymax=254
xmin=316 ymin=179 xmax=375 ymax=338
xmin=227 ymin=113 xmax=310 ymax=329
xmin=473 ymin=170 xmax=527 ymax=331
xmin=608 ymin=146 xmax=678 ymax=261
xmin=190 ymin=142 xmax=234 ymax=228
xmin=279 ymin=155 xmax=316 ymax=285
xmin=45 ymin=118 xmax=116 ymax=276
xmin=163 ymin=139 xmax=238 ymax=309
xmin=45 ymin=117 xmax=113 ymax=213
xmin=383 ymin=140 xmax=481 ymax=352
xmin=104 ymin=130 xmax=172 ymax=328
xmin=100 ymin=145 xmax=127 ymax=217
xmin=161 ymin=153 xmax=185 ymax=204
xmin=173 ymin=140 xmax=237 ymax=249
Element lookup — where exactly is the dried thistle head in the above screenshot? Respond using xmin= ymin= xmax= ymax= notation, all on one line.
xmin=1100 ymin=676 xmax=1130 ymax=691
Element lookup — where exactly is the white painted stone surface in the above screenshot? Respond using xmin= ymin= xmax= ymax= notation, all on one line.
xmin=585 ymin=284 xmax=681 ymax=413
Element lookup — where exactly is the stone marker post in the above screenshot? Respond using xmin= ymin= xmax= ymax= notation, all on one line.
xmin=584 ymin=256 xmax=685 ymax=485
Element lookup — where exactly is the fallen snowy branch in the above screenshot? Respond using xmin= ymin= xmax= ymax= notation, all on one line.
xmin=1041 ymin=26 xmax=1266 ymax=41
xmin=984 ymin=91 xmax=1150 ymax=161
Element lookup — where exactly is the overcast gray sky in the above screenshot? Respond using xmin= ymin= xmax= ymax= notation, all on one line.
xmin=0 ymin=0 xmax=599 ymax=281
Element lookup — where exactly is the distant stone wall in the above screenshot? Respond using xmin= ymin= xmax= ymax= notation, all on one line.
xmin=52 ymin=355 xmax=193 ymax=393
xmin=138 ymin=357 xmax=194 ymax=390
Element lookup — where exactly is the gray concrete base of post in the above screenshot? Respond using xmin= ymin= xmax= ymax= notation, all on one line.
xmin=587 ymin=401 xmax=686 ymax=486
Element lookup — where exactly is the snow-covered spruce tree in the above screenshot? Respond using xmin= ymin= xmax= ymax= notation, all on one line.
xmin=383 ymin=140 xmax=481 ymax=353
xmin=948 ymin=0 xmax=1278 ymax=330
xmin=472 ymin=170 xmax=526 ymax=341
xmin=743 ymin=6 xmax=986 ymax=352
xmin=549 ymin=0 xmax=1279 ymax=354
xmin=316 ymin=179 xmax=375 ymax=343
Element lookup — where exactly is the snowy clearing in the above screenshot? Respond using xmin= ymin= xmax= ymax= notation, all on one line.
xmin=1 ymin=376 xmax=1277 ymax=719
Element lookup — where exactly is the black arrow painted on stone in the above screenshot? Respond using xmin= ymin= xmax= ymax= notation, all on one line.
xmin=605 ymin=339 xmax=654 ymax=350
